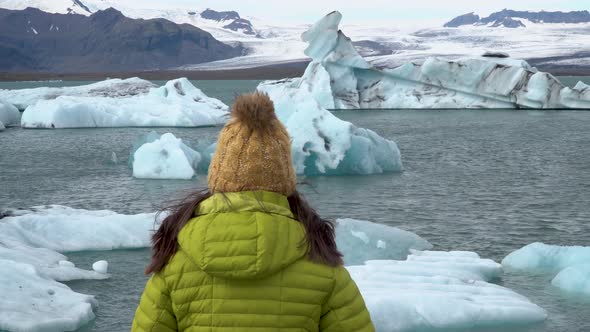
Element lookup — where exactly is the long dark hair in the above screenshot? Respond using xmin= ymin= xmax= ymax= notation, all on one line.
xmin=145 ymin=190 xmax=342 ymax=274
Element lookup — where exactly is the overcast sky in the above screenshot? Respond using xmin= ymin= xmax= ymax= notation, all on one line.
xmin=129 ymin=0 xmax=589 ymax=24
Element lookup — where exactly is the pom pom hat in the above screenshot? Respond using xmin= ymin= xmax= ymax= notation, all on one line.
xmin=207 ymin=92 xmax=297 ymax=196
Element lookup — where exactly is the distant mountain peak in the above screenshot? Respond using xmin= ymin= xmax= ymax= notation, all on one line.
xmin=200 ymin=8 xmax=257 ymax=35
xmin=445 ymin=9 xmax=590 ymax=28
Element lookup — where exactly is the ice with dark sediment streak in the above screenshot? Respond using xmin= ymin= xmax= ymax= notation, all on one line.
xmin=12 ymin=78 xmax=228 ymax=128
xmin=265 ymin=11 xmax=590 ymax=109
xmin=0 ymin=77 xmax=156 ymax=110
xmin=257 ymin=26 xmax=403 ymax=175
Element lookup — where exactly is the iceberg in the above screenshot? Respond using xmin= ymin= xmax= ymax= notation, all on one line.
xmin=258 ymin=68 xmax=402 ymax=175
xmin=551 ymin=264 xmax=590 ymax=296
xmin=0 ymin=100 xmax=20 ymax=129
xmin=503 ymin=242 xmax=590 ymax=295
xmin=276 ymin=11 xmax=590 ymax=109
xmin=350 ymin=250 xmax=547 ymax=331
xmin=0 ymin=77 xmax=156 ymax=111
xmin=132 ymin=132 xmax=202 ymax=180
xmin=18 ymin=78 xmax=228 ymax=128
xmin=335 ymin=218 xmax=432 ymax=265
xmin=502 ymin=242 xmax=590 ymax=273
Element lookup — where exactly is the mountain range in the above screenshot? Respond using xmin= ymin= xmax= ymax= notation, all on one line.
xmin=0 ymin=1 xmax=589 ymax=75
xmin=0 ymin=7 xmax=243 ymax=72
xmin=445 ymin=9 xmax=590 ymax=28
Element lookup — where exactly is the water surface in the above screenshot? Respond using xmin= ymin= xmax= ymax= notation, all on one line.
xmin=1 ymin=80 xmax=590 ymax=332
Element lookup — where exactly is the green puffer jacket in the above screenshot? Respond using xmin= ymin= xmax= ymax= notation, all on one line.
xmin=132 ymin=190 xmax=374 ymax=332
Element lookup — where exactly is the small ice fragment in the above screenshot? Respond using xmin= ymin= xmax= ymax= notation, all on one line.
xmin=376 ymin=240 xmax=386 ymax=249
xmin=58 ymin=260 xmax=75 ymax=268
xmin=350 ymin=230 xmax=370 ymax=244
xmin=92 ymin=260 xmax=108 ymax=274
xmin=111 ymin=152 xmax=118 ymax=164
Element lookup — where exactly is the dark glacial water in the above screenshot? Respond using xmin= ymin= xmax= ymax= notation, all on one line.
xmin=1 ymin=79 xmax=589 ymax=332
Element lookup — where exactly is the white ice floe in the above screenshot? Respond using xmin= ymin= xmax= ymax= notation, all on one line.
xmin=0 ymin=259 xmax=98 ymax=332
xmin=350 ymin=250 xmax=547 ymax=332
xmin=268 ymin=11 xmax=590 ymax=110
xmin=0 ymin=100 xmax=20 ymax=128
xmin=17 ymin=78 xmax=228 ymax=128
xmin=503 ymin=242 xmax=590 ymax=295
xmin=335 ymin=218 xmax=432 ymax=265
xmin=0 ymin=205 xmax=155 ymax=251
xmin=132 ymin=132 xmax=201 ymax=180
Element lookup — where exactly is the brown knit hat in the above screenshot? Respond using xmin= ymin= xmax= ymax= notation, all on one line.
xmin=207 ymin=92 xmax=296 ymax=196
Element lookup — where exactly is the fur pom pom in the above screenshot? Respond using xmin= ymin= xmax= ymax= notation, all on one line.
xmin=231 ymin=92 xmax=278 ymax=131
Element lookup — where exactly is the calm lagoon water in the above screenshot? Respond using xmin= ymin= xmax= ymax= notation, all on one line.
xmin=1 ymin=79 xmax=590 ymax=332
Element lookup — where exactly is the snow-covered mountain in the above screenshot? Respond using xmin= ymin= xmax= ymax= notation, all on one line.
xmin=0 ymin=7 xmax=243 ymax=72
xmin=0 ymin=1 xmax=589 ymax=74
xmin=445 ymin=9 xmax=590 ymax=28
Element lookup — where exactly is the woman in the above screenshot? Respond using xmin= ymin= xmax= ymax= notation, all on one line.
xmin=132 ymin=92 xmax=375 ymax=332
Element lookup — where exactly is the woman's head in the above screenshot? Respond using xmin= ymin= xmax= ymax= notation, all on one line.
xmin=145 ymin=92 xmax=342 ymax=274
xmin=208 ymin=91 xmax=296 ymax=196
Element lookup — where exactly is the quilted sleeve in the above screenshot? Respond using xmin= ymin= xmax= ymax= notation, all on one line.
xmin=131 ymin=273 xmax=177 ymax=332
xmin=320 ymin=266 xmax=375 ymax=332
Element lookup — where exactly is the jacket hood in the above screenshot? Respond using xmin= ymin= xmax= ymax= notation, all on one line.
xmin=177 ymin=191 xmax=308 ymax=279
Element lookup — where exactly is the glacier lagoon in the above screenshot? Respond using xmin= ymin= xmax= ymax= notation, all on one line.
xmin=1 ymin=79 xmax=590 ymax=332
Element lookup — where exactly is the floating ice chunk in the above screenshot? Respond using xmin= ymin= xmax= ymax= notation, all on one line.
xmin=0 ymin=100 xmax=20 ymax=127
xmin=0 ymin=259 xmax=97 ymax=332
xmin=349 ymin=250 xmax=546 ymax=332
xmin=503 ymin=243 xmax=590 ymax=295
xmin=92 ymin=260 xmax=109 ymax=274
xmin=335 ymin=218 xmax=432 ymax=265
xmin=58 ymin=260 xmax=75 ymax=268
xmin=258 ymin=76 xmax=402 ymax=175
xmin=20 ymin=78 xmax=228 ymax=128
xmin=282 ymin=11 xmax=590 ymax=109
xmin=0 ymin=77 xmax=155 ymax=110
xmin=132 ymin=132 xmax=201 ymax=180
xmin=0 ymin=205 xmax=156 ymax=252
xmin=551 ymin=264 xmax=590 ymax=295
xmin=502 ymin=242 xmax=590 ymax=273
xmin=560 ymin=81 xmax=590 ymax=109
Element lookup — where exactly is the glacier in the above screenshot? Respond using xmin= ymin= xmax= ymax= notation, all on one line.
xmin=0 ymin=205 xmax=547 ymax=332
xmin=132 ymin=132 xmax=202 ymax=180
xmin=503 ymin=242 xmax=590 ymax=295
xmin=0 ymin=100 xmax=20 ymax=129
xmin=267 ymin=11 xmax=590 ymax=110
xmin=8 ymin=78 xmax=228 ymax=128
